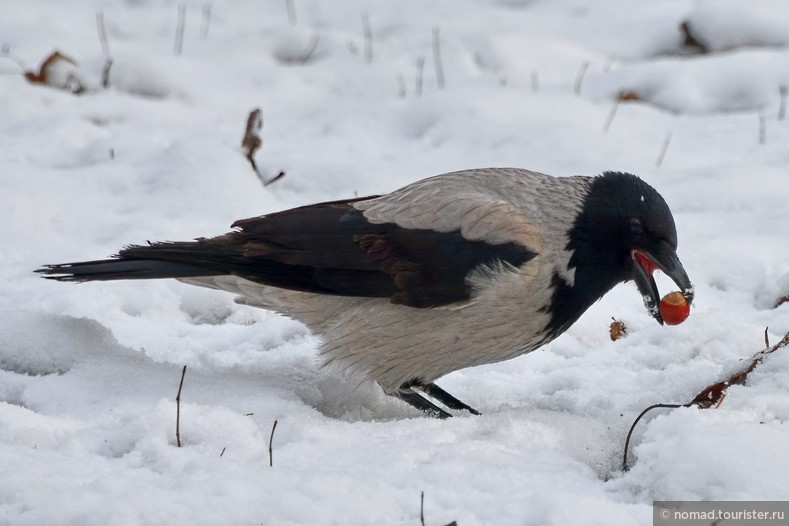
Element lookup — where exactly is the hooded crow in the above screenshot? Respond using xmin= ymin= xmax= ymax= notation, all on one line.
xmin=38 ymin=168 xmax=693 ymax=418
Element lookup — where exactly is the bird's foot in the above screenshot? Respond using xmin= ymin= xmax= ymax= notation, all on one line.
xmin=396 ymin=381 xmax=481 ymax=418
xmin=421 ymin=382 xmax=481 ymax=415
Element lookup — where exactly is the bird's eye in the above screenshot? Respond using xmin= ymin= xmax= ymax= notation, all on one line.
xmin=629 ymin=217 xmax=644 ymax=235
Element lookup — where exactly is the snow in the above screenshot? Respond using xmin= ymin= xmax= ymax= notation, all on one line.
xmin=683 ymin=0 xmax=789 ymax=52
xmin=1 ymin=0 xmax=789 ymax=524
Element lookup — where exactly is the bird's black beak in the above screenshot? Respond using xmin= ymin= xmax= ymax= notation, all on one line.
xmin=631 ymin=243 xmax=693 ymax=325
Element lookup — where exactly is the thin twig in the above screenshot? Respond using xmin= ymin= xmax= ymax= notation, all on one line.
xmin=574 ymin=60 xmax=589 ymax=96
xmin=759 ymin=111 xmax=766 ymax=145
xmin=285 ymin=0 xmax=296 ymax=25
xmin=174 ymin=4 xmax=186 ymax=56
xmin=268 ymin=419 xmax=278 ymax=467
xmin=1 ymin=44 xmax=26 ymax=71
xmin=96 ymin=12 xmax=110 ymax=55
xmin=779 ymin=85 xmax=787 ymax=121
xmin=296 ymin=35 xmax=319 ymax=64
xmin=345 ymin=40 xmax=359 ymax=55
xmin=415 ymin=57 xmax=425 ymax=97
xmin=220 ymin=447 xmax=226 ymax=457
xmin=765 ymin=327 xmax=770 ymax=349
xmin=623 ymin=330 xmax=789 ymax=471
xmin=680 ymin=21 xmax=707 ymax=53
xmin=689 ymin=332 xmax=789 ymax=408
xmin=655 ymin=132 xmax=672 ymax=167
xmin=101 ymin=57 xmax=113 ymax=88
xmin=603 ymin=93 xmax=622 ymax=133
xmin=264 ymin=171 xmax=286 ymax=186
xmin=622 ymin=403 xmax=686 ymax=471
xmin=362 ymin=12 xmax=372 ymax=63
xmin=420 ymin=491 xmax=425 ymax=526
xmin=397 ymin=73 xmax=405 ymax=98
xmin=175 ymin=365 xmax=187 ymax=447
xmin=432 ymin=27 xmax=444 ymax=90
xmin=200 ymin=3 xmax=212 ymax=39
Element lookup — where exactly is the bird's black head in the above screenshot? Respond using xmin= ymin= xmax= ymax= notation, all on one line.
xmin=549 ymin=172 xmax=693 ymax=332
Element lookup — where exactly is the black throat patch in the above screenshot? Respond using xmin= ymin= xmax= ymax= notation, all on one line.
xmin=541 ymin=172 xmax=669 ymax=338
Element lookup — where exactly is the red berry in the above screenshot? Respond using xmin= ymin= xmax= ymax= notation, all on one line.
xmin=659 ymin=291 xmax=690 ymax=325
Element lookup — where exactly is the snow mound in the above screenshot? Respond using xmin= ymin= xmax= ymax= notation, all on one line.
xmin=683 ymin=0 xmax=789 ymax=52
xmin=586 ymin=49 xmax=789 ymax=113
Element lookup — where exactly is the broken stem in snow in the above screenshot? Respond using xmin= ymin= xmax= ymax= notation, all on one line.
xmin=241 ymin=108 xmax=285 ymax=186
xmin=622 ymin=330 xmax=789 ymax=471
xmin=397 ymin=73 xmax=405 ymax=98
xmin=242 ymin=108 xmax=272 ymax=186
xmin=415 ymin=57 xmax=425 ymax=97
xmin=432 ymin=27 xmax=444 ymax=89
xmin=176 ymin=365 xmax=187 ymax=447
xmin=295 ymin=35 xmax=319 ymax=64
xmin=362 ymin=12 xmax=372 ymax=63
xmin=1 ymin=44 xmax=27 ymax=72
xmin=603 ymin=93 xmax=622 ymax=133
xmin=101 ymin=58 xmax=113 ymax=88
xmin=242 ymin=108 xmax=263 ymax=171
xmin=96 ymin=12 xmax=110 ymax=55
xmin=200 ymin=3 xmax=212 ymax=39
xmin=574 ymin=60 xmax=589 ymax=96
xmin=655 ymin=133 xmax=672 ymax=167
xmin=264 ymin=171 xmax=286 ymax=186
xmin=268 ymin=419 xmax=278 ymax=467
xmin=622 ymin=403 xmax=685 ymax=471
xmin=285 ymin=0 xmax=296 ymax=26
xmin=759 ymin=111 xmax=766 ymax=145
xmin=174 ymin=4 xmax=186 ymax=56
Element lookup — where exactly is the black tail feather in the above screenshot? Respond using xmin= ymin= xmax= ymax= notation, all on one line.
xmin=36 ymin=258 xmax=223 ymax=282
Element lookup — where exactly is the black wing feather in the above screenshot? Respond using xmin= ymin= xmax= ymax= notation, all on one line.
xmin=38 ymin=197 xmax=538 ymax=308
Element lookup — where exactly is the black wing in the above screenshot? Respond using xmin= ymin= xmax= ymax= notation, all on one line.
xmin=38 ymin=197 xmax=537 ymax=308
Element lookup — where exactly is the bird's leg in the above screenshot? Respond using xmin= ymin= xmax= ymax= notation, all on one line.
xmin=396 ymin=384 xmax=452 ymax=419
xmin=421 ymin=383 xmax=481 ymax=415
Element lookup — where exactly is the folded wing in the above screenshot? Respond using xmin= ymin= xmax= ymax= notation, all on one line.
xmin=39 ymin=189 xmax=539 ymax=308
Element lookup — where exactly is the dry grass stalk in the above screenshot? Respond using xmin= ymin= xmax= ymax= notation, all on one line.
xmin=175 ymin=365 xmax=187 ymax=447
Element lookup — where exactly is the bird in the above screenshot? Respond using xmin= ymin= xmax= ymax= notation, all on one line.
xmin=37 ymin=168 xmax=694 ymax=418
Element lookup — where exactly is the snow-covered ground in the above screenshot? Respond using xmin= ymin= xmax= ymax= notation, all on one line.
xmin=2 ymin=0 xmax=789 ymax=524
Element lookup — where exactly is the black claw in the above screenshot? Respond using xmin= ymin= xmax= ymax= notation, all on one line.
xmin=397 ymin=387 xmax=452 ymax=418
xmin=421 ymin=383 xmax=481 ymax=415
xmin=395 ymin=380 xmax=481 ymax=418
